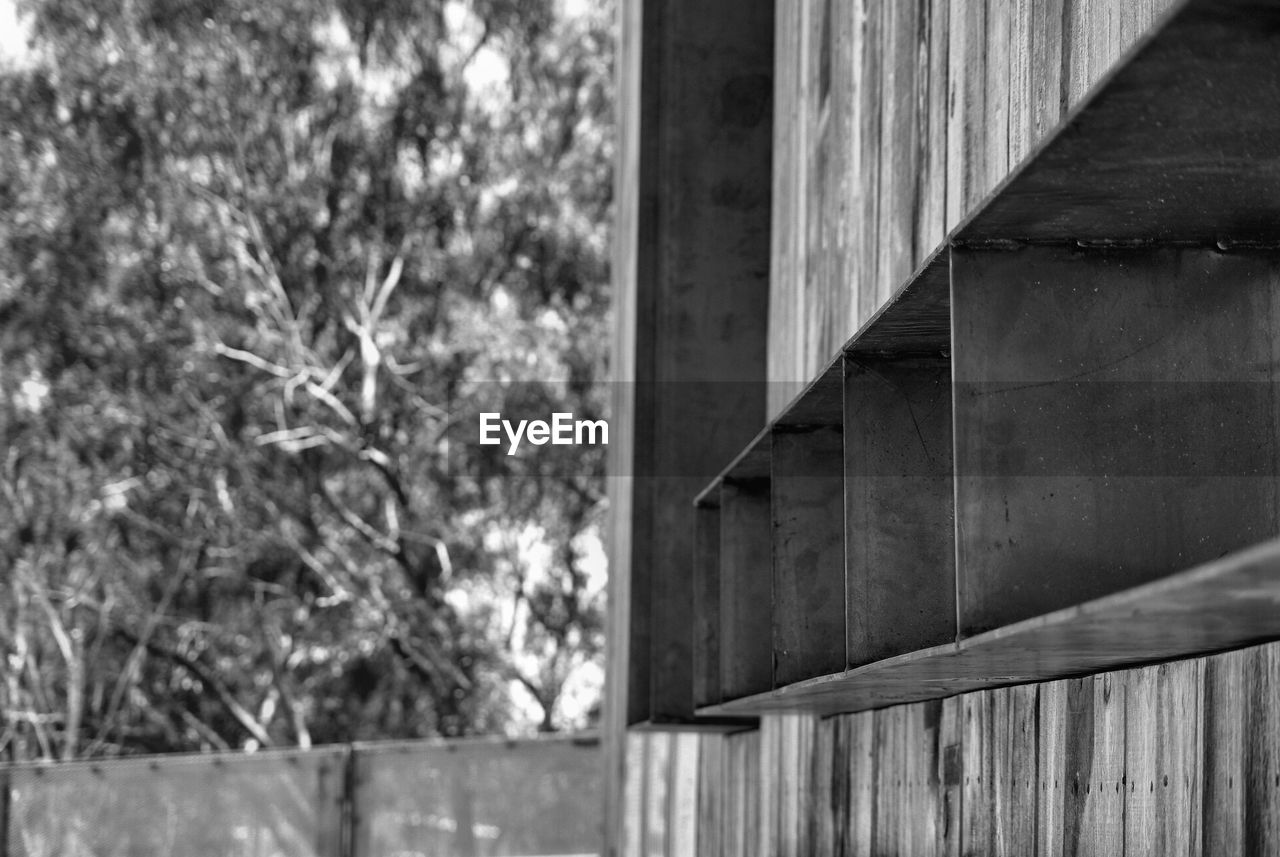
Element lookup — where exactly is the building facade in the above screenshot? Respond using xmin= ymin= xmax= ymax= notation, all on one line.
xmin=606 ymin=0 xmax=1280 ymax=853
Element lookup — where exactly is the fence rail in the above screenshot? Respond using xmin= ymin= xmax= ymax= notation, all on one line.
xmin=1 ymin=734 xmax=602 ymax=857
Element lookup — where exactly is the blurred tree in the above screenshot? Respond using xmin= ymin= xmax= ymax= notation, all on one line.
xmin=0 ymin=0 xmax=611 ymax=759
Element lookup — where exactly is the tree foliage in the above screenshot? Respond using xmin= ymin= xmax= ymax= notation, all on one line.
xmin=0 ymin=0 xmax=612 ymax=759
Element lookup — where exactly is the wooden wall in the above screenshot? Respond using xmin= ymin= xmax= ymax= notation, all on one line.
xmin=624 ymin=640 xmax=1280 ymax=856
xmin=767 ymin=0 xmax=1179 ymax=416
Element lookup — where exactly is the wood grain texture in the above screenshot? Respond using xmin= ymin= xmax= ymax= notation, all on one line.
xmin=1245 ymin=644 xmax=1280 ymax=854
xmin=622 ymin=643 xmax=1280 ymax=857
xmin=809 ymin=716 xmax=835 ymax=857
xmin=696 ymin=734 xmax=724 ymax=857
xmin=1201 ymin=648 xmax=1245 ymax=853
xmin=1124 ymin=659 xmax=1204 ymax=857
xmin=668 ymin=734 xmax=700 ymax=857
xmin=847 ymin=711 xmax=875 ymax=856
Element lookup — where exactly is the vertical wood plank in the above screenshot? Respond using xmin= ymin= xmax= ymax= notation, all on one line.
xmin=1202 ymin=648 xmax=1245 ymax=852
xmin=1126 ymin=661 xmax=1204 ymax=856
xmin=963 ymin=689 xmax=996 ymax=856
xmin=829 ymin=0 xmax=856 ymax=352
xmin=1125 ymin=664 xmax=1161 ymax=857
xmin=778 ymin=716 xmax=798 ymax=857
xmin=739 ymin=729 xmax=763 ymax=857
xmin=698 ymin=735 xmax=725 ymax=857
xmin=983 ymin=0 xmax=1012 ymax=196
xmin=644 ymin=735 xmax=671 ymax=857
xmin=797 ymin=0 xmax=817 ymax=384
xmin=1029 ymin=0 xmax=1063 ymax=144
xmin=1037 ymin=678 xmax=1068 ymax=857
xmin=1161 ymin=658 xmax=1204 ymax=856
xmin=1008 ymin=0 xmax=1033 ymax=166
xmin=811 ymin=717 xmax=836 ymax=857
xmin=873 ymin=707 xmax=901 ymax=855
xmin=768 ymin=0 xmax=802 ymax=417
xmin=624 ymin=733 xmax=648 ymax=857
xmin=849 ymin=711 xmax=876 ymax=857
xmin=1075 ymin=673 xmax=1125 ymax=854
xmin=939 ymin=696 xmax=964 ymax=857
xmin=945 ymin=0 xmax=986 ymax=230
xmin=878 ymin=0 xmax=921 ymax=305
xmin=998 ymin=683 xmax=1039 ymax=854
xmin=916 ymin=0 xmax=950 ymax=260
xmin=1245 ymin=644 xmax=1280 ymax=855
xmin=854 ymin=0 xmax=883 ymax=327
xmin=668 ymin=734 xmax=700 ymax=857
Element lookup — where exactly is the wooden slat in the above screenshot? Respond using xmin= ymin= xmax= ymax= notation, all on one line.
xmin=697 ymin=734 xmax=725 ymax=857
xmin=945 ymin=0 xmax=986 ymax=228
xmin=961 ymin=689 xmax=995 ymax=856
xmin=767 ymin=0 xmax=802 ymax=417
xmin=938 ymin=697 xmax=963 ymax=857
xmin=848 ymin=711 xmax=875 ymax=856
xmin=844 ymin=355 xmax=955 ymax=668
xmin=998 ymin=683 xmax=1038 ymax=854
xmin=1037 ymin=678 xmax=1068 ymax=855
xmin=1029 ymin=0 xmax=1064 ymax=142
xmin=878 ymin=0 xmax=921 ymax=306
xmin=809 ymin=717 xmax=835 ymax=857
xmin=915 ymin=0 xmax=949 ymax=262
xmin=873 ymin=707 xmax=901 ymax=856
xmin=853 ymin=0 xmax=883 ymax=329
xmin=984 ymin=0 xmax=1012 ymax=198
xmin=676 ymin=643 xmax=1280 ymax=855
xmin=720 ymin=480 xmax=774 ymax=701
xmin=1245 ymin=644 xmax=1280 ymax=853
xmin=1201 ymin=648 xmax=1246 ymax=852
xmin=643 ymin=734 xmax=671 ymax=857
xmin=668 ymin=733 xmax=700 ymax=856
xmin=1124 ymin=659 xmax=1204 ymax=857
xmin=1075 ymin=673 xmax=1127 ymax=853
xmin=772 ymin=428 xmax=845 ymax=686
xmin=696 ymin=535 xmax=1280 ymax=716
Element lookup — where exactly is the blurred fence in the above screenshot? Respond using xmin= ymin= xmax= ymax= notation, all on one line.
xmin=0 ymin=733 xmax=601 ymax=857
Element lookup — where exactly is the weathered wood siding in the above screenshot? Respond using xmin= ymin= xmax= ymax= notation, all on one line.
xmin=624 ymin=641 xmax=1280 ymax=856
xmin=767 ymin=0 xmax=1178 ymax=416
